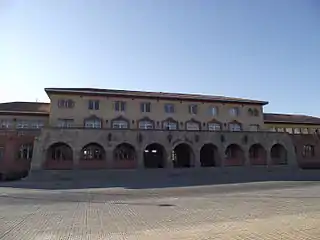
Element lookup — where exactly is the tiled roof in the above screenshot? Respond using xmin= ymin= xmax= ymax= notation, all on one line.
xmin=45 ymin=88 xmax=268 ymax=105
xmin=264 ymin=113 xmax=320 ymax=125
xmin=0 ymin=102 xmax=50 ymax=114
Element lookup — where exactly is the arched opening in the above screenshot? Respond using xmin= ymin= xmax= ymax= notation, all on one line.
xmin=200 ymin=143 xmax=219 ymax=167
xmin=114 ymin=143 xmax=136 ymax=161
xmin=225 ymin=144 xmax=245 ymax=166
xmin=172 ymin=143 xmax=194 ymax=168
xmin=81 ymin=143 xmax=105 ymax=160
xmin=270 ymin=144 xmax=287 ymax=165
xmin=249 ymin=144 xmax=267 ymax=165
xmin=143 ymin=143 xmax=166 ymax=168
xmin=46 ymin=142 xmax=73 ymax=161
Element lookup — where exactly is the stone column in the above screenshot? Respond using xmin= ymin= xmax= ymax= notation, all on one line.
xmin=165 ymin=147 xmax=173 ymax=169
xmin=30 ymin=139 xmax=44 ymax=171
xmin=194 ymin=148 xmax=201 ymax=168
xmin=72 ymin=148 xmax=81 ymax=169
xmin=244 ymin=147 xmax=250 ymax=167
xmin=136 ymin=148 xmax=144 ymax=169
xmin=105 ymin=149 xmax=114 ymax=169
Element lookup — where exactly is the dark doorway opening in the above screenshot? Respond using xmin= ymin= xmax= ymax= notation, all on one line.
xmin=200 ymin=144 xmax=219 ymax=167
xmin=144 ymin=143 xmax=166 ymax=168
xmin=172 ymin=143 xmax=193 ymax=168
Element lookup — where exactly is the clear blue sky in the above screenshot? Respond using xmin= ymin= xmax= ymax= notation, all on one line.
xmin=1 ymin=0 xmax=319 ymax=115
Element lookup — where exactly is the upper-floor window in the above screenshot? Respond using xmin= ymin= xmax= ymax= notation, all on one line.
xmin=57 ymin=119 xmax=74 ymax=128
xmin=208 ymin=123 xmax=221 ymax=131
xmin=186 ymin=121 xmax=200 ymax=131
xmin=58 ymin=99 xmax=74 ymax=108
xmin=277 ymin=127 xmax=285 ymax=132
xmin=115 ymin=101 xmax=126 ymax=112
xmin=0 ymin=119 xmax=12 ymax=129
xmin=269 ymin=127 xmax=276 ymax=132
xmin=30 ymin=121 xmax=44 ymax=129
xmin=84 ymin=118 xmax=101 ymax=129
xmin=163 ymin=119 xmax=178 ymax=130
xmin=88 ymin=100 xmax=100 ymax=110
xmin=302 ymin=145 xmax=315 ymax=158
xmin=293 ymin=128 xmax=301 ymax=134
xmin=210 ymin=106 xmax=218 ymax=116
xmin=139 ymin=120 xmax=153 ymax=130
xmin=229 ymin=107 xmax=239 ymax=117
xmin=140 ymin=102 xmax=151 ymax=113
xmin=229 ymin=122 xmax=242 ymax=131
xmin=189 ymin=104 xmax=198 ymax=115
xmin=112 ymin=120 xmax=128 ymax=129
xmin=253 ymin=108 xmax=259 ymax=116
xmin=16 ymin=120 xmax=29 ymax=129
xmin=301 ymin=128 xmax=309 ymax=134
xmin=164 ymin=103 xmax=175 ymax=113
xmin=286 ymin=128 xmax=293 ymax=134
xmin=249 ymin=124 xmax=259 ymax=131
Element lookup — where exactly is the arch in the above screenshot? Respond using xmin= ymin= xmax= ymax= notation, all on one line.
xmin=200 ymin=143 xmax=220 ymax=167
xmin=249 ymin=143 xmax=267 ymax=165
xmin=144 ymin=143 xmax=166 ymax=168
xmin=225 ymin=144 xmax=245 ymax=166
xmin=111 ymin=116 xmax=129 ymax=129
xmin=172 ymin=143 xmax=194 ymax=168
xmin=113 ymin=143 xmax=136 ymax=161
xmin=185 ymin=118 xmax=201 ymax=131
xmin=162 ymin=117 xmax=178 ymax=130
xmin=228 ymin=120 xmax=242 ymax=131
xmin=270 ymin=144 xmax=287 ymax=165
xmin=138 ymin=117 xmax=154 ymax=130
xmin=81 ymin=142 xmax=105 ymax=160
xmin=46 ymin=142 xmax=73 ymax=161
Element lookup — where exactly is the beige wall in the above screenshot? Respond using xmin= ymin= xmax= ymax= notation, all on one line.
xmin=48 ymin=93 xmax=265 ymax=130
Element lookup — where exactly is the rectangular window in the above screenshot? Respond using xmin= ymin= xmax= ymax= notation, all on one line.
xmin=112 ymin=120 xmax=128 ymax=129
xmin=229 ymin=123 xmax=241 ymax=131
xmin=293 ymin=128 xmax=301 ymax=134
xmin=115 ymin=101 xmax=126 ymax=112
xmin=163 ymin=121 xmax=177 ymax=130
xmin=249 ymin=124 xmax=259 ymax=131
xmin=189 ymin=104 xmax=198 ymax=114
xmin=164 ymin=104 xmax=175 ymax=113
xmin=58 ymin=99 xmax=74 ymax=108
xmin=277 ymin=128 xmax=285 ymax=132
xmin=88 ymin=100 xmax=100 ymax=110
xmin=140 ymin=102 xmax=151 ymax=113
xmin=210 ymin=106 xmax=218 ymax=116
xmin=16 ymin=120 xmax=29 ymax=129
xmin=186 ymin=122 xmax=200 ymax=131
xmin=139 ymin=121 xmax=153 ymax=129
xmin=286 ymin=128 xmax=293 ymax=134
xmin=0 ymin=119 xmax=12 ymax=129
xmin=269 ymin=127 xmax=276 ymax=132
xmin=84 ymin=119 xmax=101 ymax=129
xmin=57 ymin=119 xmax=74 ymax=128
xmin=301 ymin=128 xmax=309 ymax=134
xmin=208 ymin=123 xmax=221 ymax=131
xmin=229 ymin=107 xmax=239 ymax=116
xmin=30 ymin=121 xmax=44 ymax=129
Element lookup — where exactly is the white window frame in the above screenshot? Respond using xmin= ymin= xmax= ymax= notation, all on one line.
xmin=58 ymin=99 xmax=74 ymax=108
xmin=140 ymin=102 xmax=151 ymax=113
xmin=16 ymin=120 xmax=29 ymax=129
xmin=286 ymin=128 xmax=293 ymax=134
xmin=269 ymin=127 xmax=276 ymax=132
xmin=163 ymin=121 xmax=177 ymax=130
xmin=301 ymin=128 xmax=309 ymax=134
xmin=88 ymin=100 xmax=100 ymax=110
xmin=229 ymin=123 xmax=241 ymax=131
xmin=186 ymin=122 xmax=200 ymax=131
xmin=139 ymin=121 xmax=153 ymax=130
xmin=112 ymin=120 xmax=128 ymax=129
xmin=164 ymin=104 xmax=175 ymax=113
xmin=277 ymin=128 xmax=285 ymax=132
xmin=84 ymin=119 xmax=101 ymax=129
xmin=30 ymin=121 xmax=44 ymax=129
xmin=57 ymin=119 xmax=74 ymax=128
xmin=115 ymin=101 xmax=126 ymax=112
xmin=229 ymin=107 xmax=239 ymax=117
xmin=189 ymin=104 xmax=198 ymax=115
xmin=0 ymin=120 xmax=12 ymax=129
xmin=210 ymin=106 xmax=218 ymax=116
xmin=293 ymin=128 xmax=301 ymax=134
xmin=208 ymin=123 xmax=221 ymax=131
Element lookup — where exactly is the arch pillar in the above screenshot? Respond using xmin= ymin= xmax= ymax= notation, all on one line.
xmin=165 ymin=147 xmax=173 ymax=168
xmin=194 ymin=148 xmax=201 ymax=168
xmin=243 ymin=146 xmax=250 ymax=166
xmin=72 ymin=147 xmax=81 ymax=169
xmin=137 ymin=148 xmax=144 ymax=169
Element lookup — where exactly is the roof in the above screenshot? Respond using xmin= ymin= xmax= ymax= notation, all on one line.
xmin=45 ymin=88 xmax=268 ymax=105
xmin=0 ymin=102 xmax=50 ymax=115
xmin=264 ymin=113 xmax=320 ymax=125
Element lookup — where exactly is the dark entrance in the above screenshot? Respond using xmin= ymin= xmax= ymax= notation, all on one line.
xmin=144 ymin=143 xmax=166 ymax=168
xmin=172 ymin=143 xmax=193 ymax=168
xmin=200 ymin=144 xmax=218 ymax=167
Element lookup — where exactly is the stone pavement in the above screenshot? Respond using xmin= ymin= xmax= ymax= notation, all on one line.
xmin=0 ymin=181 xmax=320 ymax=239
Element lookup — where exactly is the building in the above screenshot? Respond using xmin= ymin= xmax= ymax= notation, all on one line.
xmin=0 ymin=87 xmax=319 ymax=180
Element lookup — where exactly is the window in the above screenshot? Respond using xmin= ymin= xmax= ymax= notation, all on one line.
xmin=16 ymin=120 xmax=29 ymax=129
xmin=286 ymin=128 xmax=293 ymax=134
xmin=18 ymin=144 xmax=33 ymax=160
xmin=189 ymin=104 xmax=198 ymax=115
xmin=248 ymin=108 xmax=254 ymax=116
xmin=163 ymin=120 xmax=177 ymax=130
xmin=301 ymin=128 xmax=309 ymax=134
xmin=58 ymin=99 xmax=74 ymax=108
xmin=253 ymin=109 xmax=259 ymax=116
xmin=164 ymin=104 xmax=175 ymax=113
xmin=269 ymin=127 xmax=276 ymax=132
xmin=84 ymin=119 xmax=101 ymax=128
xmin=114 ymin=101 xmax=126 ymax=112
xmin=208 ymin=123 xmax=221 ymax=131
xmin=112 ymin=120 xmax=128 ymax=129
xmin=0 ymin=119 xmax=12 ymax=129
xmin=88 ymin=100 xmax=100 ymax=110
xmin=302 ymin=145 xmax=315 ymax=158
xmin=210 ymin=106 xmax=218 ymax=116
xmin=140 ymin=102 xmax=151 ymax=113
xmin=249 ymin=124 xmax=259 ymax=131
xmin=229 ymin=123 xmax=242 ymax=131
xmin=186 ymin=121 xmax=200 ymax=131
xmin=57 ymin=119 xmax=74 ymax=128
xmin=30 ymin=121 xmax=44 ymax=129
xmin=0 ymin=147 xmax=4 ymax=161
xmin=229 ymin=107 xmax=239 ymax=116
xmin=277 ymin=128 xmax=285 ymax=132
xmin=139 ymin=120 xmax=153 ymax=129
xmin=293 ymin=128 xmax=301 ymax=134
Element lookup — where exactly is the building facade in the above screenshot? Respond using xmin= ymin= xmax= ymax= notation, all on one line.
xmin=0 ymin=88 xmax=319 ymax=179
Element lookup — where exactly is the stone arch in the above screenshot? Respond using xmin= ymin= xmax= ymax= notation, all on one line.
xmin=111 ymin=115 xmax=129 ymax=129
xmin=81 ymin=142 xmax=105 ymax=160
xmin=45 ymin=142 xmax=73 ymax=169
xmin=270 ymin=143 xmax=287 ymax=165
xmin=172 ymin=143 xmax=194 ymax=168
xmin=228 ymin=120 xmax=242 ymax=131
xmin=200 ymin=143 xmax=220 ymax=167
xmin=249 ymin=143 xmax=267 ymax=165
xmin=162 ymin=117 xmax=178 ymax=130
xmin=225 ymin=144 xmax=245 ymax=166
xmin=114 ymin=143 xmax=136 ymax=161
xmin=137 ymin=117 xmax=155 ymax=130
xmin=144 ymin=143 xmax=166 ymax=168
xmin=185 ymin=118 xmax=201 ymax=131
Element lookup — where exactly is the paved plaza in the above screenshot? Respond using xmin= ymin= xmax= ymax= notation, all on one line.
xmin=0 ymin=180 xmax=320 ymax=239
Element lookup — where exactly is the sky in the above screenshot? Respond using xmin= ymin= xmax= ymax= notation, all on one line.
xmin=1 ymin=0 xmax=319 ymax=115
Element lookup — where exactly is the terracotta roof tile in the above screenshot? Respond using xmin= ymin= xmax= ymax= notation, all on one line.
xmin=264 ymin=113 xmax=320 ymax=125
xmin=0 ymin=102 xmax=50 ymax=114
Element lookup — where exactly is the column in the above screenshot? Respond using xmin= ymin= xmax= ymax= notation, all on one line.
xmin=194 ymin=149 xmax=201 ymax=168
xmin=166 ymin=147 xmax=173 ymax=169
xmin=136 ymin=148 xmax=144 ymax=169
xmin=72 ymin=148 xmax=81 ymax=169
